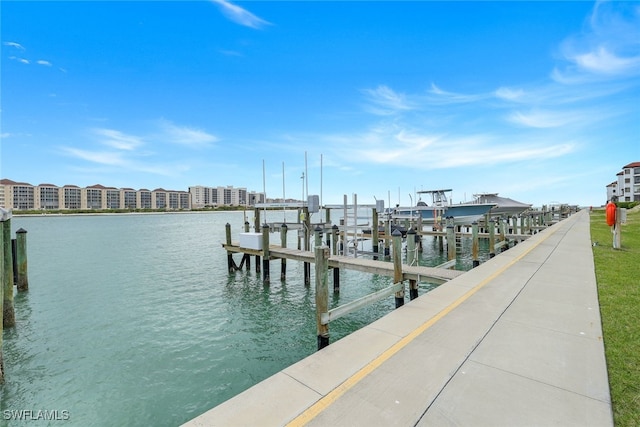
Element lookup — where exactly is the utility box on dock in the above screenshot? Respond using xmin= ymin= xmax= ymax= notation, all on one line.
xmin=239 ymin=232 xmax=263 ymax=250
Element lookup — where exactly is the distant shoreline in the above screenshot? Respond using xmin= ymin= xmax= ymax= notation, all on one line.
xmin=10 ymin=208 xmax=251 ymax=217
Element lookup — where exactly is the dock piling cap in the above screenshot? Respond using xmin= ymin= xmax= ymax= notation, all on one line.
xmin=0 ymin=207 xmax=12 ymax=221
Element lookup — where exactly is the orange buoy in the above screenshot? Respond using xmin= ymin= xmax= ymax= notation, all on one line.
xmin=606 ymin=202 xmax=616 ymax=226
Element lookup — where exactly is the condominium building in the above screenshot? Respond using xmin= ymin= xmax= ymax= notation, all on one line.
xmin=0 ymin=179 xmax=191 ymax=211
xmin=608 ymin=162 xmax=640 ymax=202
xmin=188 ymin=185 xmax=265 ymax=208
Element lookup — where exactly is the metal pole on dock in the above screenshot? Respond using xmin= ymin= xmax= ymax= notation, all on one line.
xmin=15 ymin=229 xmax=28 ymax=292
xmin=315 ymin=246 xmax=330 ymax=350
xmin=2 ymin=212 xmax=15 ymax=328
xmin=406 ymin=228 xmax=418 ymax=300
xmin=472 ymin=221 xmax=480 ymax=268
xmin=489 ymin=218 xmax=496 ymax=258
xmin=280 ymin=224 xmax=287 ymax=281
xmin=262 ymin=224 xmax=270 ymax=284
xmin=392 ymin=229 xmax=404 ymax=308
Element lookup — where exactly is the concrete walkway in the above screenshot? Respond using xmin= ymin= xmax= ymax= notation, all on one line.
xmin=184 ymin=209 xmax=613 ymax=427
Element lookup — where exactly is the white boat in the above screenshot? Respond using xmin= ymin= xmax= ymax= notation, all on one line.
xmin=472 ymin=193 xmax=532 ymax=217
xmin=390 ymin=189 xmax=495 ymax=228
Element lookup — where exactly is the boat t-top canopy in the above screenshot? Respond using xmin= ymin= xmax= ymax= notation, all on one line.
xmin=416 ymin=189 xmax=453 ymax=206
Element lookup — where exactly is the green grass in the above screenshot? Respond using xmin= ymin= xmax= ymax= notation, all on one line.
xmin=591 ymin=207 xmax=640 ymax=426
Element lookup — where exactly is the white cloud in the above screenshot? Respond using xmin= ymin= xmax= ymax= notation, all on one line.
xmin=94 ymin=128 xmax=144 ymax=151
xmin=555 ymin=2 xmax=640 ymax=81
xmin=61 ymin=147 xmax=127 ymax=167
xmin=3 ymin=41 xmax=25 ymax=50
xmin=362 ymin=85 xmax=413 ymax=115
xmin=37 ymin=60 xmax=52 ymax=67
xmin=507 ymin=109 xmax=588 ymax=128
xmin=572 ymin=46 xmax=640 ymax=75
xmin=211 ymin=0 xmax=271 ymax=29
xmin=495 ymin=87 xmax=525 ymax=101
xmin=159 ymin=120 xmax=218 ymax=148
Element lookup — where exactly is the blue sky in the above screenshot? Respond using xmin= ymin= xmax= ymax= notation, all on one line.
xmin=2 ymin=1 xmax=639 ymax=208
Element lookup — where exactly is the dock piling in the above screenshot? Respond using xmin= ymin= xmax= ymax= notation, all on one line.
xmin=406 ymin=228 xmax=418 ymax=300
xmin=280 ymin=224 xmax=287 ymax=281
xmin=489 ymin=219 xmax=496 ymax=258
xmin=392 ymin=229 xmax=404 ymax=308
xmin=15 ymin=229 xmax=28 ymax=292
xmin=2 ymin=212 xmax=15 ymax=328
xmin=262 ymin=224 xmax=270 ymax=284
xmin=446 ymin=219 xmax=456 ymax=262
xmin=472 ymin=221 xmax=480 ymax=268
xmin=315 ymin=246 xmax=330 ymax=350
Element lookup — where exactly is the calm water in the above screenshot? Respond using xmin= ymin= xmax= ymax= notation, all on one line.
xmin=1 ymin=211 xmax=486 ymax=426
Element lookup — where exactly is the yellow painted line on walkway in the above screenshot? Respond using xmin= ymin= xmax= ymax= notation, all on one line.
xmin=286 ymin=218 xmax=564 ymax=426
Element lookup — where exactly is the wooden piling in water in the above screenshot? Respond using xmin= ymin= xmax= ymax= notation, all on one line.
xmin=406 ymin=228 xmax=418 ymax=300
xmin=315 ymin=246 xmax=330 ymax=350
xmin=280 ymin=224 xmax=287 ymax=281
xmin=303 ymin=207 xmax=310 ymax=286
xmin=262 ymin=224 xmax=270 ymax=284
xmin=446 ymin=219 xmax=455 ymax=262
xmin=2 ymin=214 xmax=15 ymax=328
xmin=392 ymin=229 xmax=404 ymax=308
xmin=489 ymin=218 xmax=496 ymax=258
xmin=331 ymin=225 xmax=340 ymax=292
xmin=225 ymin=223 xmax=235 ymax=273
xmin=372 ymin=208 xmax=379 ymax=258
xmin=254 ymin=209 xmax=261 ymax=274
xmin=472 ymin=221 xmax=480 ymax=268
xmin=384 ymin=219 xmax=391 ymax=257
xmin=15 ymin=229 xmax=28 ymax=292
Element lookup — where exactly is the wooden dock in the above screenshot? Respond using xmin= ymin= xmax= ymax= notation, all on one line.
xmin=222 ymin=243 xmax=463 ymax=284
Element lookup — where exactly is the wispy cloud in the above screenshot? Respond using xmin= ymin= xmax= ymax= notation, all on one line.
xmin=362 ymin=85 xmax=413 ymax=115
xmin=553 ymin=1 xmax=640 ymax=82
xmin=36 ymin=60 xmax=52 ymax=67
xmin=94 ymin=128 xmax=144 ymax=151
xmin=3 ymin=41 xmax=25 ymax=50
xmin=60 ymin=147 xmax=127 ymax=167
xmin=9 ymin=56 xmax=30 ymax=64
xmin=158 ymin=120 xmax=218 ymax=148
xmin=507 ymin=109 xmax=594 ymax=129
xmin=211 ymin=0 xmax=271 ymax=29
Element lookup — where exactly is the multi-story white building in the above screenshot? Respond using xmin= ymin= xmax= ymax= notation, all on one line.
xmin=608 ymin=162 xmax=640 ymax=203
xmin=188 ymin=185 xmax=265 ymax=208
xmin=0 ymin=179 xmax=190 ymax=211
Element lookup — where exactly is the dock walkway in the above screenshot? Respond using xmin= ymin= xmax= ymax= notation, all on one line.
xmin=223 ymin=245 xmax=465 ymax=284
xmin=186 ymin=209 xmax=612 ymax=426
